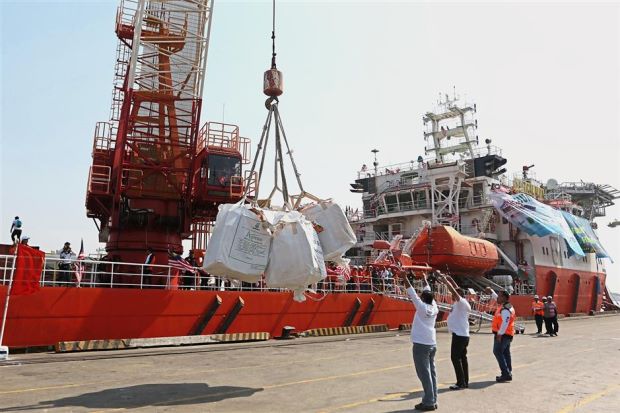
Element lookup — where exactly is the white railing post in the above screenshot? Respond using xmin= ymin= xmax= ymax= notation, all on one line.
xmin=110 ymin=263 xmax=115 ymax=288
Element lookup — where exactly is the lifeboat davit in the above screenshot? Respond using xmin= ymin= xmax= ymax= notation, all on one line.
xmin=410 ymin=226 xmax=498 ymax=276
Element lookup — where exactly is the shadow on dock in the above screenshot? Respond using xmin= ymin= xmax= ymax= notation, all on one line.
xmin=0 ymin=382 xmax=263 ymax=411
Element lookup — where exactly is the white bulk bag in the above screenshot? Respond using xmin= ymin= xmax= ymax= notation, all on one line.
xmin=265 ymin=211 xmax=326 ymax=301
xmin=300 ymin=200 xmax=356 ymax=261
xmin=203 ymin=203 xmax=272 ymax=282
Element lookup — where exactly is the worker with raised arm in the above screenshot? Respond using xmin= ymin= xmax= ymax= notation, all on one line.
xmin=402 ymin=272 xmax=439 ymax=411
xmin=485 ymin=286 xmax=516 ymax=382
xmin=438 ymin=272 xmax=471 ymax=390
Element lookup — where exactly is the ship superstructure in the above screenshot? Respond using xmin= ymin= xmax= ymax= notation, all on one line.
xmin=348 ymin=93 xmax=618 ymax=314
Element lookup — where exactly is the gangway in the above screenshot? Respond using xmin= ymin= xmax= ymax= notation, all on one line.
xmin=386 ymin=286 xmax=526 ymax=334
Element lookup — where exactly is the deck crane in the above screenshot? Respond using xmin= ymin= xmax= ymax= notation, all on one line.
xmin=85 ymin=0 xmax=250 ymax=267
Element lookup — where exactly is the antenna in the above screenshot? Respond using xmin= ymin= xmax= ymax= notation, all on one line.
xmin=371 ymin=149 xmax=380 ymax=175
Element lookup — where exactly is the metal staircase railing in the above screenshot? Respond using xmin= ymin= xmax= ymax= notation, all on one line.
xmin=385 ymin=284 xmax=526 ymax=334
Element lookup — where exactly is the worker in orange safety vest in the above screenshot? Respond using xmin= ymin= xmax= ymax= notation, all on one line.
xmin=531 ymin=295 xmax=545 ymax=334
xmin=485 ymin=287 xmax=516 ymax=382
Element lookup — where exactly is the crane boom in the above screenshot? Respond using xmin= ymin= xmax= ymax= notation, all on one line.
xmin=86 ymin=0 xmax=249 ymax=268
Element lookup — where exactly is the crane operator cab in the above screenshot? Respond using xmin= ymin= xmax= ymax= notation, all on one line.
xmin=193 ymin=150 xmax=244 ymax=209
xmin=207 ymin=153 xmax=241 ymax=189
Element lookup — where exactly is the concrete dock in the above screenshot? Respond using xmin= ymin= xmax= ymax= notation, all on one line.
xmin=1 ymin=315 xmax=619 ymax=412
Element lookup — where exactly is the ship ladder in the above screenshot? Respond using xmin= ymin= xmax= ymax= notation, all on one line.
xmin=384 ymin=292 xmax=525 ymax=334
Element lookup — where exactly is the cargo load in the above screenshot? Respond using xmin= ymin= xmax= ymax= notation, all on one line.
xmin=203 ymin=203 xmax=272 ymax=282
xmin=300 ymin=200 xmax=356 ymax=261
xmin=265 ymin=211 xmax=327 ymax=301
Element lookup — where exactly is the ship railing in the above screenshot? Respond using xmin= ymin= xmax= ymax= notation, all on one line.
xmin=88 ymin=165 xmax=112 ymax=195
xmin=369 ymin=230 xmax=416 ymax=243
xmin=0 ymin=254 xmax=398 ymax=296
xmin=356 ymin=157 xmax=435 ymax=180
xmin=469 ymin=194 xmax=491 ymax=208
xmin=346 ymin=208 xmax=363 ymax=223
xmin=470 ymin=145 xmax=503 ymax=159
xmin=368 ymin=199 xmax=429 ymax=218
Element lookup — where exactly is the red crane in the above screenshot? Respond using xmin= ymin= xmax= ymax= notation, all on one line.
xmin=85 ymin=0 xmax=249 ymax=267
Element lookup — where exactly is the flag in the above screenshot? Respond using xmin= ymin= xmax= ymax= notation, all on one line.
xmin=10 ymin=244 xmax=45 ymax=296
xmin=74 ymin=239 xmax=85 ymax=286
xmin=167 ymin=254 xmax=195 ymax=290
xmin=336 ymin=264 xmax=351 ymax=281
xmin=168 ymin=255 xmax=196 ymax=273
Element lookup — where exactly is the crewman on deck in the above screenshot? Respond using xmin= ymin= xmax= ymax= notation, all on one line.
xmin=486 ymin=287 xmax=516 ymax=382
xmin=58 ymin=242 xmax=75 ymax=285
xmin=531 ymin=295 xmax=545 ymax=334
xmin=143 ymin=247 xmax=156 ymax=287
xmin=10 ymin=216 xmax=22 ymax=244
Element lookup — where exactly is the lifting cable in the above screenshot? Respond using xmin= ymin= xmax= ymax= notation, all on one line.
xmin=242 ymin=0 xmax=307 ymax=207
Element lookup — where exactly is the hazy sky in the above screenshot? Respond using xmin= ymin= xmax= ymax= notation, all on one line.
xmin=1 ymin=1 xmax=619 ymax=290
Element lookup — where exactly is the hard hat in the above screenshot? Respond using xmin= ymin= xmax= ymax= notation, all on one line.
xmin=21 ymin=235 xmax=30 ymax=240
xmin=534 ymin=295 xmax=539 ymax=298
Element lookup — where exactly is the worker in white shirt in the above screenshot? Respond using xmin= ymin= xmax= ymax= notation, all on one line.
xmin=439 ymin=273 xmax=471 ymax=390
xmin=403 ymin=273 xmax=439 ymax=411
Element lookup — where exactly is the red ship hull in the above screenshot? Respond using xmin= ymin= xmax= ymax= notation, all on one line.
xmin=0 ymin=266 xmax=606 ymax=348
xmin=532 ymin=265 xmax=607 ymax=315
xmin=0 ymin=288 xmax=417 ymax=348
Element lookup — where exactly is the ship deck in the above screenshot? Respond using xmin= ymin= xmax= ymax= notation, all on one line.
xmin=1 ymin=314 xmax=619 ymax=412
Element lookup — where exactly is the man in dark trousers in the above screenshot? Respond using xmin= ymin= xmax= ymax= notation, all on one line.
xmin=531 ymin=295 xmax=545 ymax=334
xmin=486 ymin=287 xmax=516 ymax=382
xmin=439 ymin=273 xmax=471 ymax=390
xmin=402 ymin=273 xmax=439 ymax=411
xmin=546 ymin=296 xmax=559 ymax=336
xmin=58 ymin=242 xmax=74 ymax=285
xmin=10 ymin=216 xmax=22 ymax=244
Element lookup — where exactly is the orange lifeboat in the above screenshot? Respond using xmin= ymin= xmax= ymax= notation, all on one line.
xmin=410 ymin=226 xmax=498 ymax=276
xmin=372 ymin=240 xmax=392 ymax=250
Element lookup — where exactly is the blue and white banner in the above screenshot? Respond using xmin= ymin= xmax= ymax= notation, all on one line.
xmin=560 ymin=211 xmax=611 ymax=261
xmin=489 ymin=192 xmax=585 ymax=257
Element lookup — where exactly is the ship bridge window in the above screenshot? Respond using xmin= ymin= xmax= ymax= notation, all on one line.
xmin=385 ymin=195 xmax=398 ymax=212
xmin=206 ymin=154 xmax=241 ymax=186
xmin=473 ymin=183 xmax=483 ymax=205
xmin=414 ymin=190 xmax=427 ymax=208
xmin=458 ymin=190 xmax=469 ymax=208
xmin=398 ymin=193 xmax=413 ymax=209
